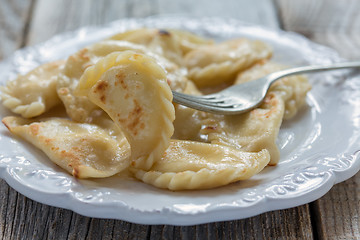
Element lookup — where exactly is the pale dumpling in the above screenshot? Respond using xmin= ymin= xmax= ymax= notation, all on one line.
xmin=235 ymin=61 xmax=311 ymax=119
xmin=201 ymin=92 xmax=285 ymax=165
xmin=134 ymin=140 xmax=270 ymax=190
xmin=109 ymin=28 xmax=213 ymax=65
xmin=184 ymin=39 xmax=272 ymax=88
xmin=1 ymin=60 xmax=65 ymax=118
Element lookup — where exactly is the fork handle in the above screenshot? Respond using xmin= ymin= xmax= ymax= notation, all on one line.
xmin=269 ymin=61 xmax=360 ymax=83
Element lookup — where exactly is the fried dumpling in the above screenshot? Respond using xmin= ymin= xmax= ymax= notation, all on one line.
xmin=2 ymin=116 xmax=130 ymax=178
xmin=58 ymin=40 xmax=188 ymax=122
xmin=184 ymin=39 xmax=272 ymax=88
xmin=1 ymin=60 xmax=65 ymax=118
xmin=77 ymin=51 xmax=175 ymax=170
xmin=168 ymin=29 xmax=214 ymax=54
xmin=201 ymin=92 xmax=285 ymax=165
xmin=171 ymin=78 xmax=286 ymax=165
xmin=133 ymin=140 xmax=270 ymax=190
xmin=109 ymin=28 xmax=213 ymax=66
xmin=109 ymin=28 xmax=183 ymax=65
xmin=172 ymin=81 xmax=205 ymax=141
xmin=57 ymin=41 xmax=148 ymax=123
xmin=235 ymin=61 xmax=311 ymax=119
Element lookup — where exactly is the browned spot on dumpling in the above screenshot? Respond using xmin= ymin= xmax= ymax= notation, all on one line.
xmin=158 ymin=29 xmax=171 ymax=36
xmin=118 ymin=99 xmax=144 ymax=136
xmin=128 ymin=100 xmax=143 ymax=136
xmin=166 ymin=79 xmax=171 ymax=86
xmin=94 ymin=81 xmax=108 ymax=92
xmin=131 ymin=100 xmax=142 ymax=116
xmin=72 ymin=167 xmax=80 ymax=178
xmin=115 ymin=72 xmax=127 ymax=89
xmin=252 ymin=93 xmax=279 ymax=119
xmin=30 ymin=124 xmax=39 ymax=136
xmin=93 ymin=81 xmax=109 ymax=104
xmin=51 ymin=146 xmax=59 ymax=151
xmin=61 ymin=150 xmax=79 ymax=162
xmin=44 ymin=138 xmax=52 ymax=145
xmin=60 ymin=147 xmax=83 ymax=177
xmin=2 ymin=119 xmax=11 ymax=131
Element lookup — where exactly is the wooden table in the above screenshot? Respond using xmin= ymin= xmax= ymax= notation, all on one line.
xmin=0 ymin=0 xmax=359 ymax=239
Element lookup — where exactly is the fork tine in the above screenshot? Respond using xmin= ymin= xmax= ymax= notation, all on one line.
xmin=171 ymin=91 xmax=226 ymax=103
xmin=173 ymin=92 xmax=253 ymax=114
xmin=173 ymin=92 xmax=236 ymax=110
xmin=172 ymin=91 xmax=218 ymax=99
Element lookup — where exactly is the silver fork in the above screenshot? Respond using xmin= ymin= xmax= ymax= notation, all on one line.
xmin=172 ymin=61 xmax=360 ymax=115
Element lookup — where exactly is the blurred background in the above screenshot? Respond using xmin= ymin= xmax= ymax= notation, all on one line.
xmin=1 ymin=0 xmax=360 ymax=60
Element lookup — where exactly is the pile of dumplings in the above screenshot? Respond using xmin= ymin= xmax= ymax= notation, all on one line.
xmin=0 ymin=29 xmax=311 ymax=190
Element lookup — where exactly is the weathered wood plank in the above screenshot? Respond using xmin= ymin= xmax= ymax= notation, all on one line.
xmin=276 ymin=0 xmax=360 ymax=238
xmin=171 ymin=205 xmax=313 ymax=240
xmin=311 ymin=173 xmax=360 ymax=239
xmin=0 ymin=0 xmax=34 ymax=59
xmin=0 ymin=193 xmax=314 ymax=240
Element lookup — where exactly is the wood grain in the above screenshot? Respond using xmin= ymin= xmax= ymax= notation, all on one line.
xmin=0 ymin=194 xmax=315 ymax=239
xmin=276 ymin=0 xmax=360 ymax=238
xmin=310 ymin=174 xmax=360 ymax=239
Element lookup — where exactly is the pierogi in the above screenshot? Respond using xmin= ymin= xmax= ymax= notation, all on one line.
xmin=0 ymin=28 xmax=311 ymax=190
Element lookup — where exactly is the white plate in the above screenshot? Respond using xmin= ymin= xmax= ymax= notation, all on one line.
xmin=0 ymin=17 xmax=359 ymax=226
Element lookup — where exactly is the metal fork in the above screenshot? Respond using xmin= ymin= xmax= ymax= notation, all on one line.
xmin=172 ymin=61 xmax=360 ymax=115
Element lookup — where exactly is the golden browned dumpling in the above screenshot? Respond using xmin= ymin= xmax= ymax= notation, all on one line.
xmin=2 ymin=116 xmax=130 ymax=178
xmin=57 ymin=40 xmax=189 ymax=123
xmin=77 ymin=51 xmax=175 ymax=170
